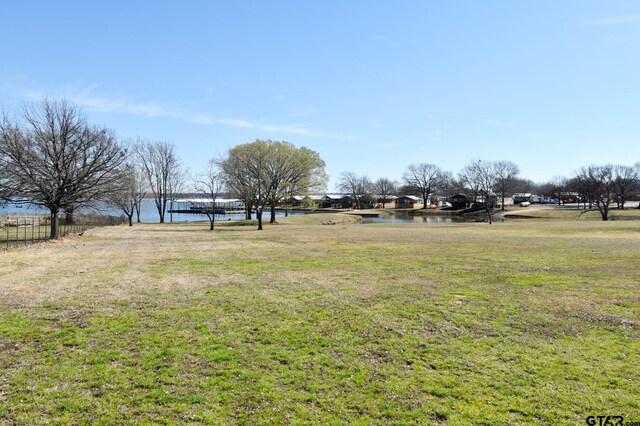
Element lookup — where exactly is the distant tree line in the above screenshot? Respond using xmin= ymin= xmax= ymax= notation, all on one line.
xmin=337 ymin=159 xmax=640 ymax=221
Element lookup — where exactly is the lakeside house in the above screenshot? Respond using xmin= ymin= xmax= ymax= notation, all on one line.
xmin=495 ymin=196 xmax=514 ymax=209
xmin=395 ymin=195 xmax=422 ymax=209
xmin=513 ymin=193 xmax=533 ymax=204
xmin=374 ymin=195 xmax=397 ymax=209
xmin=292 ymin=194 xmax=324 ymax=207
xmin=322 ymin=194 xmax=354 ymax=209
xmin=448 ymin=194 xmax=473 ymax=209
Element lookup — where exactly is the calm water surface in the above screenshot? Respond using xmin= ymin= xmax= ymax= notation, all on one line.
xmin=2 ymin=201 xmax=486 ymax=224
xmin=0 ymin=199 xmax=308 ymax=222
xmin=362 ymin=215 xmax=468 ymax=224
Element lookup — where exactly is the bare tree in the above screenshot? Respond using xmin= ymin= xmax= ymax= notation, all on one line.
xmin=403 ymin=163 xmax=442 ymax=209
xmin=636 ymin=162 xmax=640 ymax=210
xmin=612 ymin=165 xmax=638 ymax=210
xmin=107 ymin=140 xmax=148 ymax=226
xmin=337 ymin=172 xmax=373 ymax=209
xmin=438 ymin=170 xmax=455 ymax=203
xmin=133 ymin=164 xmax=148 ymax=223
xmin=458 ymin=162 xmax=482 ymax=204
xmin=168 ymin=164 xmax=188 ymax=223
xmin=575 ymin=165 xmax=616 ymax=221
xmin=512 ymin=178 xmax=535 ymax=195
xmin=193 ymin=159 xmax=225 ymax=231
xmin=568 ymin=175 xmax=593 ymax=210
xmin=373 ymin=177 xmax=397 ymax=208
xmin=458 ymin=160 xmax=496 ymax=223
xmin=136 ymin=140 xmax=180 ymax=223
xmin=0 ymin=98 xmax=125 ymax=238
xmin=539 ymin=176 xmax=568 ymax=205
xmin=493 ymin=161 xmax=520 ymax=210
xmin=108 ymin=163 xmax=141 ymax=226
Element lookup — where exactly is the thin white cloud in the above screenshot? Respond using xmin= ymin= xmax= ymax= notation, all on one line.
xmin=24 ymin=86 xmax=214 ymax=123
xmin=23 ymin=85 xmax=355 ymax=139
xmin=217 ymin=118 xmax=255 ymax=128
xmin=582 ymin=15 xmax=640 ymax=26
xmin=261 ymin=124 xmax=323 ymax=137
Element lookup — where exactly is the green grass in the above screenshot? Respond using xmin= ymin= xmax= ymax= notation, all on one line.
xmin=1 ymin=218 xmax=639 ymax=424
xmin=503 ymin=204 xmax=640 ymax=220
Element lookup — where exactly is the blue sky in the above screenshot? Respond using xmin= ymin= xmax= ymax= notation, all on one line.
xmin=2 ymin=1 xmax=639 ymax=191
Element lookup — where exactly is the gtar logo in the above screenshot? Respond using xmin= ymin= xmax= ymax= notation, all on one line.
xmin=586 ymin=416 xmax=624 ymax=426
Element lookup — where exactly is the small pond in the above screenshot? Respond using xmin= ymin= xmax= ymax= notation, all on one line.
xmin=361 ymin=214 xmax=474 ymax=224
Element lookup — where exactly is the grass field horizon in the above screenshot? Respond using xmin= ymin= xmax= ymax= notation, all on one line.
xmin=1 ymin=216 xmax=639 ymax=424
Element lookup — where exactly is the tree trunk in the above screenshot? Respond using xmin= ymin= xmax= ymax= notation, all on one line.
xmin=210 ymin=218 xmax=215 ymax=231
xmin=486 ymin=207 xmax=493 ymax=224
xmin=135 ymin=202 xmax=141 ymax=222
xmin=128 ymin=214 xmax=133 ymax=227
xmin=50 ymin=210 xmax=60 ymax=239
xmin=65 ymin=206 xmax=74 ymax=225
xmin=501 ymin=194 xmax=505 ymax=211
xmin=597 ymin=203 xmax=609 ymax=221
xmin=256 ymin=207 xmax=263 ymax=230
xmin=270 ymin=202 xmax=276 ymax=224
xmin=156 ymin=199 xmax=165 ymax=223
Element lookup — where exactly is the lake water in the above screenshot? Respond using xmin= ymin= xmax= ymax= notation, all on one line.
xmin=361 ymin=215 xmax=468 ymax=224
xmin=0 ymin=199 xmax=302 ymax=223
xmin=2 ymin=201 xmax=484 ymax=224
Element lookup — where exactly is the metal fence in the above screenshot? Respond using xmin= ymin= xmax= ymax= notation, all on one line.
xmin=1 ymin=214 xmax=124 ymax=250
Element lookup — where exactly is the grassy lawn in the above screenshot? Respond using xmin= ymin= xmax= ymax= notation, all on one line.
xmin=502 ymin=204 xmax=640 ymax=220
xmin=1 ymin=217 xmax=639 ymax=424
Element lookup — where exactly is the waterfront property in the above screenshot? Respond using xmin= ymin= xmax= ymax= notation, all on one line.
xmin=395 ymin=195 xmax=422 ymax=209
xmin=169 ymin=197 xmax=245 ymax=215
xmin=1 ymin=218 xmax=638 ymax=424
xmin=322 ymin=193 xmax=354 ymax=209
